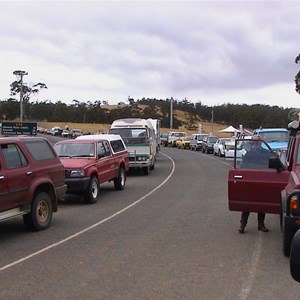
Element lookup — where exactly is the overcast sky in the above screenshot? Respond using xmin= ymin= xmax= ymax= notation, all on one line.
xmin=1 ymin=0 xmax=300 ymax=108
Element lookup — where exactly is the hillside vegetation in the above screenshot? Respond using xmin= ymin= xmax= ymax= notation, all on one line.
xmin=38 ymin=106 xmax=233 ymax=138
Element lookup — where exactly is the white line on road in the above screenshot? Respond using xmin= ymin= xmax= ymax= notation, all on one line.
xmin=239 ymin=233 xmax=262 ymax=300
xmin=0 ymin=153 xmax=175 ymax=272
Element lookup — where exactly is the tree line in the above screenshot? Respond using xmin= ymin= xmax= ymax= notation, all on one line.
xmin=0 ymin=97 xmax=292 ymax=130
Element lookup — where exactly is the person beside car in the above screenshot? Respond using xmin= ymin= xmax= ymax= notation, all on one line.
xmin=238 ymin=137 xmax=271 ymax=233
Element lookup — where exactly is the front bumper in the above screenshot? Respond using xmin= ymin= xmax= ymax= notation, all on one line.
xmin=65 ymin=177 xmax=90 ymax=192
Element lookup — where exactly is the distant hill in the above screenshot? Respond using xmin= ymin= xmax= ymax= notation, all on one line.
xmin=38 ymin=104 xmax=234 ymax=137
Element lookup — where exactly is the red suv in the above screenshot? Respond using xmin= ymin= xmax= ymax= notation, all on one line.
xmin=0 ymin=136 xmax=66 ymax=230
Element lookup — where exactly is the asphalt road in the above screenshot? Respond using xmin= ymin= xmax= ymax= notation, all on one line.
xmin=0 ymin=146 xmax=299 ymax=299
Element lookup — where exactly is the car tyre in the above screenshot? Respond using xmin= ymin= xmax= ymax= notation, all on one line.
xmin=143 ymin=166 xmax=150 ymax=175
xmin=283 ymin=224 xmax=295 ymax=257
xmin=85 ymin=176 xmax=99 ymax=204
xmin=114 ymin=167 xmax=126 ymax=190
xmin=23 ymin=192 xmax=53 ymax=231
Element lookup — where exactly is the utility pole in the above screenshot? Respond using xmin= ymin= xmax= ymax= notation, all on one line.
xmin=13 ymin=70 xmax=28 ymax=122
xmin=211 ymin=108 xmax=214 ymax=134
xmin=170 ymin=97 xmax=173 ymax=129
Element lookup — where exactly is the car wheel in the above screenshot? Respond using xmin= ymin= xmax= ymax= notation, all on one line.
xmin=23 ymin=192 xmax=52 ymax=231
xmin=290 ymin=230 xmax=300 ymax=282
xmin=85 ymin=176 xmax=99 ymax=204
xmin=283 ymin=223 xmax=296 ymax=257
xmin=114 ymin=167 xmax=126 ymax=190
xmin=143 ymin=166 xmax=150 ymax=175
xmin=218 ymin=150 xmax=222 ymax=157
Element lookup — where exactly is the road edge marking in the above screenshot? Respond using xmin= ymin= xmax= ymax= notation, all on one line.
xmin=0 ymin=153 xmax=175 ymax=272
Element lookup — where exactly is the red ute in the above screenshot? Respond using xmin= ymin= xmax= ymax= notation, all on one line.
xmin=54 ymin=134 xmax=129 ymax=204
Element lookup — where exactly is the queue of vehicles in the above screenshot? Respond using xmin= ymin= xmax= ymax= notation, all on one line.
xmin=0 ymin=117 xmax=161 ymax=231
xmin=3 ymin=120 xmax=300 ymax=281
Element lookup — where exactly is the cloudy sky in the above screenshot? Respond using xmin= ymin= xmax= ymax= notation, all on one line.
xmin=1 ymin=0 xmax=300 ymax=108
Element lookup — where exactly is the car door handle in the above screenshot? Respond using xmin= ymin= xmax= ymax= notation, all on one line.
xmin=26 ymin=171 xmax=32 ymax=176
xmin=233 ymin=175 xmax=243 ymax=179
xmin=0 ymin=175 xmax=4 ymax=180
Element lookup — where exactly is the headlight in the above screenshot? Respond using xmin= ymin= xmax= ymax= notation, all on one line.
xmin=137 ymin=155 xmax=149 ymax=161
xmin=70 ymin=169 xmax=85 ymax=177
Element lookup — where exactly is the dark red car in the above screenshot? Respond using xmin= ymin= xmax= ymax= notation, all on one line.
xmin=54 ymin=134 xmax=129 ymax=204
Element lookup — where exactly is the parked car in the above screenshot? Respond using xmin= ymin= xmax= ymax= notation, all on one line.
xmin=190 ymin=133 xmax=209 ymax=151
xmin=54 ymin=134 xmax=129 ymax=204
xmin=50 ymin=126 xmax=62 ymax=136
xmin=166 ymin=131 xmax=187 ymax=147
xmin=160 ymin=133 xmax=169 ymax=147
xmin=71 ymin=129 xmax=83 ymax=138
xmin=0 ymin=136 xmax=66 ymax=230
xmin=176 ymin=137 xmax=191 ymax=149
xmin=252 ymin=127 xmax=288 ymax=152
xmin=213 ymin=138 xmax=231 ymax=157
xmin=224 ymin=136 xmax=252 ymax=159
xmin=202 ymin=135 xmax=219 ymax=154
xmin=61 ymin=129 xmax=71 ymax=138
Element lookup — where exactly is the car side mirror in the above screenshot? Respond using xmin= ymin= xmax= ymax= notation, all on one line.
xmin=290 ymin=230 xmax=300 ymax=282
xmin=268 ymin=157 xmax=285 ymax=171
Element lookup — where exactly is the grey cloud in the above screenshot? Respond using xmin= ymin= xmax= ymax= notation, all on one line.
xmin=0 ymin=1 xmax=300 ymax=107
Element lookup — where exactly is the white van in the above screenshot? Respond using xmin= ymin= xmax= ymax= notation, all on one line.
xmin=108 ymin=118 xmax=157 ymax=175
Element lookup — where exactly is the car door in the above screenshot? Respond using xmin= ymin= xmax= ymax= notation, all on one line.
xmin=0 ymin=143 xmax=31 ymax=211
xmin=228 ymin=139 xmax=289 ymax=214
xmin=0 ymin=155 xmax=9 ymax=212
xmin=96 ymin=141 xmax=114 ymax=183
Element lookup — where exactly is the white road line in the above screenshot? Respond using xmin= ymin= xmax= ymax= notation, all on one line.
xmin=0 ymin=153 xmax=175 ymax=272
xmin=239 ymin=233 xmax=262 ymax=300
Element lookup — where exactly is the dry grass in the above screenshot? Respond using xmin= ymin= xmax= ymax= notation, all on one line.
xmin=37 ymin=105 xmax=231 ymax=138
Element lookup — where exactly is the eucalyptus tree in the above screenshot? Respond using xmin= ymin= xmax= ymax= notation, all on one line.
xmin=10 ymin=75 xmax=47 ymax=121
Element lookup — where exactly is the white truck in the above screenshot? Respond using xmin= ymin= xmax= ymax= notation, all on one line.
xmin=147 ymin=118 xmax=161 ymax=152
xmin=108 ymin=118 xmax=157 ymax=175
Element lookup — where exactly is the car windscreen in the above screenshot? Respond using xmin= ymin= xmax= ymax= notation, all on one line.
xmin=258 ymin=131 xmax=288 ymax=143
xmin=109 ymin=128 xmax=149 ymax=145
xmin=54 ymin=142 xmax=95 ymax=157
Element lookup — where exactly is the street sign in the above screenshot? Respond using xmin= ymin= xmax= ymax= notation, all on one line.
xmin=1 ymin=122 xmax=37 ymax=136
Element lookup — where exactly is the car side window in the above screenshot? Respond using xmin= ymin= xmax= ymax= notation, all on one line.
xmin=238 ymin=140 xmax=273 ymax=170
xmin=97 ymin=142 xmax=106 ymax=157
xmin=1 ymin=143 xmax=28 ymax=170
xmin=110 ymin=140 xmax=126 ymax=153
xmin=103 ymin=141 xmax=112 ymax=156
xmin=24 ymin=139 xmax=56 ymax=161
